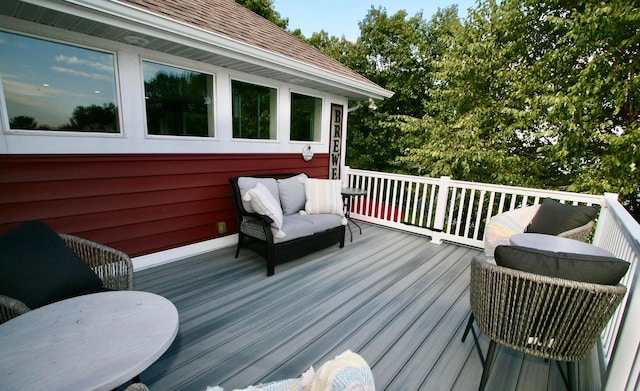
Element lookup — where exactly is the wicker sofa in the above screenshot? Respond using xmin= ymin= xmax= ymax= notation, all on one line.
xmin=230 ymin=173 xmax=346 ymax=276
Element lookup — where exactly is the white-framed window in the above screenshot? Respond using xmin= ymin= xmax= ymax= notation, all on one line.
xmin=290 ymin=92 xmax=322 ymax=142
xmin=0 ymin=30 xmax=120 ymax=133
xmin=231 ymin=79 xmax=277 ymax=140
xmin=142 ymin=60 xmax=215 ymax=137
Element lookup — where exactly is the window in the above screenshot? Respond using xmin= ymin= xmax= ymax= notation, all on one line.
xmin=290 ymin=92 xmax=322 ymax=141
xmin=232 ymin=80 xmax=277 ymax=139
xmin=0 ymin=31 xmax=119 ymax=133
xmin=142 ymin=61 xmax=214 ymax=137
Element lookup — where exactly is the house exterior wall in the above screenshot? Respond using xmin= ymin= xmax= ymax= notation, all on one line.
xmin=0 ymin=19 xmax=350 ymax=259
xmin=0 ymin=153 xmax=331 ymax=257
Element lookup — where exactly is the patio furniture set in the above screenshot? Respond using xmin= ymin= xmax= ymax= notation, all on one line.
xmin=0 ymin=186 xmax=631 ymax=390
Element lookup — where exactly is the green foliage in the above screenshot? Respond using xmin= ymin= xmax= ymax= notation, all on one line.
xmin=277 ymin=0 xmax=640 ymax=220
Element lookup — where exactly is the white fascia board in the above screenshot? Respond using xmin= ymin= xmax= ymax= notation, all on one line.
xmin=26 ymin=0 xmax=393 ymax=100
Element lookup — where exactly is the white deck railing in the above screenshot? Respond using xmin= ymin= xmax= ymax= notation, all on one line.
xmin=343 ymin=167 xmax=640 ymax=390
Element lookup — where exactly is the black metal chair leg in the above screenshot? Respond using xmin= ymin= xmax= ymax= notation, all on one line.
xmin=462 ymin=313 xmax=485 ymax=367
xmin=479 ymin=340 xmax=497 ymax=391
xmin=462 ymin=312 xmax=474 ymax=342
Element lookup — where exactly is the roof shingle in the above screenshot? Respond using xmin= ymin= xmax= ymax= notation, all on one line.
xmin=120 ymin=0 xmax=381 ymax=89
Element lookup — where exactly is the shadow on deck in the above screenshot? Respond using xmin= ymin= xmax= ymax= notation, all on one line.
xmin=132 ymin=223 xmax=582 ymax=390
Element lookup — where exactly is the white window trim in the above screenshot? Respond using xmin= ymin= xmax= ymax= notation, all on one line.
xmin=289 ymin=89 xmax=324 ymax=144
xmin=0 ymin=28 xmax=124 ymax=138
xmin=230 ymin=77 xmax=280 ymax=141
xmin=140 ymin=57 xmax=218 ymax=140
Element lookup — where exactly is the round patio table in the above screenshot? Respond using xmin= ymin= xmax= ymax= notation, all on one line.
xmin=0 ymin=290 xmax=179 ymax=391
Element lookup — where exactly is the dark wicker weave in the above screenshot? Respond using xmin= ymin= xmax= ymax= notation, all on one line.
xmin=465 ymin=255 xmax=626 ymax=391
xmin=0 ymin=234 xmax=133 ymax=324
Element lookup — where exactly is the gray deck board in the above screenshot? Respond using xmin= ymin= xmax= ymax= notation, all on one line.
xmin=131 ymin=223 xmax=580 ymax=390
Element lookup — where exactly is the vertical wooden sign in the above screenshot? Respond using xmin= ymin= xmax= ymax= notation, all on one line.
xmin=329 ymin=104 xmax=343 ymax=179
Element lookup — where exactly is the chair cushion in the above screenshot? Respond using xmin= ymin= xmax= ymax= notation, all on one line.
xmin=243 ymin=182 xmax=286 ymax=239
xmin=274 ymin=215 xmax=316 ymax=243
xmin=303 ymin=178 xmax=345 ymax=217
xmin=0 ymin=221 xmax=104 ymax=309
xmin=494 ymin=245 xmax=629 ymax=285
xmin=277 ymin=173 xmax=307 ymax=215
xmin=526 ymin=198 xmax=598 ymax=236
xmin=206 ymin=350 xmax=374 ymax=391
xmin=237 ymin=177 xmax=279 ymax=214
xmin=484 ymin=205 xmax=540 ymax=257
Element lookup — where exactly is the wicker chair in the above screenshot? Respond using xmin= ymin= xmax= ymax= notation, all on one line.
xmin=483 ymin=204 xmax=594 ymax=257
xmin=462 ymin=255 xmax=626 ymax=391
xmin=0 ymin=234 xmax=133 ymax=324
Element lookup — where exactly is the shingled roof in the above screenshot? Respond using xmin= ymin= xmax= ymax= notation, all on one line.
xmin=119 ymin=0 xmax=389 ymax=96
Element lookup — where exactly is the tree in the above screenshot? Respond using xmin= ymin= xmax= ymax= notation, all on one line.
xmin=399 ymin=0 xmax=639 ymax=220
xmin=342 ymin=7 xmax=461 ymax=173
xmin=235 ymin=0 xmax=288 ymax=29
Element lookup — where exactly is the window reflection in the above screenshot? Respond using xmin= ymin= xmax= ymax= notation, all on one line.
xmin=142 ymin=61 xmax=214 ymax=137
xmin=290 ymin=92 xmax=322 ymax=142
xmin=0 ymin=31 xmax=119 ymax=133
xmin=232 ymin=80 xmax=277 ymax=139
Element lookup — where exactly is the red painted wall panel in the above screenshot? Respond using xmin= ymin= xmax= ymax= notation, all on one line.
xmin=0 ymin=153 xmax=330 ymax=257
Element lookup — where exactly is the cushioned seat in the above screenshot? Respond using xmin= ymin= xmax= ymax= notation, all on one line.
xmin=230 ymin=174 xmax=346 ymax=276
xmin=463 ymin=249 xmax=628 ymax=391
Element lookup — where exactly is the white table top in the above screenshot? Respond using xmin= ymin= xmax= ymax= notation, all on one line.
xmin=0 ymin=290 xmax=179 ymax=391
xmin=509 ymin=233 xmax=614 ymax=257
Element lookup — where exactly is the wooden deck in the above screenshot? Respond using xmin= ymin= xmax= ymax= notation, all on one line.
xmin=131 ymin=223 xmax=590 ymax=391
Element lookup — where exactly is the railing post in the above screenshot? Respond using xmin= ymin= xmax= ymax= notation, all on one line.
xmin=430 ymin=176 xmax=451 ymax=244
xmin=592 ymin=193 xmax=618 ymax=247
xmin=342 ymin=166 xmax=351 ymax=188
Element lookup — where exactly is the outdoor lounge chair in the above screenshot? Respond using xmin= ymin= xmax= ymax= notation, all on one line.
xmin=483 ymin=198 xmax=597 ymax=257
xmin=462 ymin=254 xmax=627 ymax=391
xmin=0 ymin=221 xmax=133 ymax=324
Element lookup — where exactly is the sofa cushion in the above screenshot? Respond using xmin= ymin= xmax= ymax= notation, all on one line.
xmin=303 ymin=178 xmax=345 ymax=217
xmin=237 ymin=177 xmax=279 ymax=214
xmin=243 ymin=182 xmax=286 ymax=239
xmin=274 ymin=215 xmax=316 ymax=243
xmin=0 ymin=221 xmax=105 ymax=309
xmin=494 ymin=245 xmax=629 ymax=285
xmin=526 ymin=198 xmax=598 ymax=236
xmin=277 ymin=173 xmax=308 ymax=215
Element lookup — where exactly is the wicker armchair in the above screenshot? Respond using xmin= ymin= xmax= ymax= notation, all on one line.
xmin=483 ymin=204 xmax=594 ymax=257
xmin=463 ymin=255 xmax=626 ymax=391
xmin=0 ymin=234 xmax=133 ymax=324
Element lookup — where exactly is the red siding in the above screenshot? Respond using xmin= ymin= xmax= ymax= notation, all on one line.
xmin=0 ymin=153 xmax=330 ymax=257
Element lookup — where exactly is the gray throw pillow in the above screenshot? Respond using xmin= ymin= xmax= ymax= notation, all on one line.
xmin=494 ymin=245 xmax=629 ymax=285
xmin=526 ymin=198 xmax=598 ymax=235
xmin=277 ymin=173 xmax=307 ymax=215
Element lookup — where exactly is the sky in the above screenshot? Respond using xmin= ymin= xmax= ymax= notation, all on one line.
xmin=273 ymin=0 xmax=477 ymax=41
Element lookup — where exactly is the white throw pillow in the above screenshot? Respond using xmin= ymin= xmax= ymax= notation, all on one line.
xmin=303 ymin=178 xmax=347 ymax=224
xmin=243 ymin=182 xmax=286 ymax=239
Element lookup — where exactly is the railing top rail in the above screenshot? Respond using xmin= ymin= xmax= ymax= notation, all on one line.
xmin=448 ymin=178 xmax=607 ymax=205
xmin=345 ymin=167 xmax=608 ymax=206
xmin=344 ymin=168 xmax=441 ymax=185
